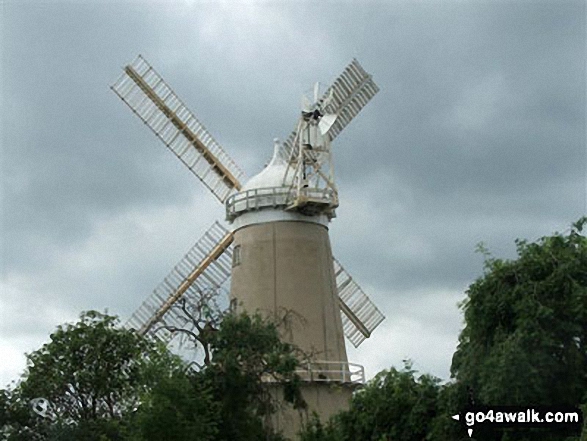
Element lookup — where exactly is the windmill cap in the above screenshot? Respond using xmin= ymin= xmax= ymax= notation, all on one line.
xmin=241 ymin=139 xmax=292 ymax=191
xmin=226 ymin=139 xmax=330 ymax=229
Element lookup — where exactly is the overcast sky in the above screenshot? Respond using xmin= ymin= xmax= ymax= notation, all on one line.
xmin=1 ymin=0 xmax=585 ymax=387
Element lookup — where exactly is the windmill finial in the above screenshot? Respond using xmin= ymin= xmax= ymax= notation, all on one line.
xmin=273 ymin=138 xmax=283 ymax=160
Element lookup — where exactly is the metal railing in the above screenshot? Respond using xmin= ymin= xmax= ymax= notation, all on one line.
xmin=225 ymin=186 xmax=337 ymax=221
xmin=296 ymin=360 xmax=365 ymax=384
xmin=263 ymin=361 xmax=365 ymax=385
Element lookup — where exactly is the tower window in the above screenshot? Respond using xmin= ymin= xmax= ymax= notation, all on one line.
xmin=232 ymin=245 xmax=241 ymax=267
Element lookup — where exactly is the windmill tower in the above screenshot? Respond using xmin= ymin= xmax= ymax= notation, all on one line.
xmin=111 ymin=56 xmax=385 ymax=435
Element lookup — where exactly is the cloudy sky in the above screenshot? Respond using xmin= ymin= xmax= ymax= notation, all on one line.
xmin=1 ymin=0 xmax=585 ymax=387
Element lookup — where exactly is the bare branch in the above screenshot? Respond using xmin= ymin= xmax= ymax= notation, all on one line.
xmin=153 ymin=324 xmax=200 ymax=343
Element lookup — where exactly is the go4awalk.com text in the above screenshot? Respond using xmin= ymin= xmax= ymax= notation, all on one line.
xmin=452 ymin=406 xmax=583 ymax=438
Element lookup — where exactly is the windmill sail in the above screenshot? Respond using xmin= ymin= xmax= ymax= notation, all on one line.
xmin=127 ymin=221 xmax=233 ymax=338
xmin=333 ymin=258 xmax=385 ymax=347
xmin=111 ymin=55 xmax=244 ymax=203
xmin=282 ymin=59 xmax=379 ymax=157
xmin=320 ymin=59 xmax=379 ymax=142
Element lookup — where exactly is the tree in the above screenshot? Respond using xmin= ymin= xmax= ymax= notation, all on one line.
xmin=154 ymin=289 xmax=226 ymax=369
xmin=203 ymin=312 xmax=305 ymax=440
xmin=1 ymin=311 xmax=177 ymax=440
xmin=131 ymin=311 xmax=305 ymax=441
xmin=451 ymin=217 xmax=587 ymax=439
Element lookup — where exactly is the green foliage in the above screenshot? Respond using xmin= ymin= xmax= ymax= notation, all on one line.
xmin=299 ymin=362 xmax=442 ymax=441
xmin=0 ymin=387 xmax=43 ymax=440
xmin=450 ymin=218 xmax=587 ymax=440
xmin=427 ymin=380 xmax=470 ymax=440
xmin=20 ymin=311 xmax=171 ymax=420
xmin=299 ymin=414 xmax=342 ymax=441
xmin=341 ymin=362 xmax=440 ymax=441
xmin=452 ymin=218 xmax=587 ymax=408
xmin=130 ymin=370 xmax=219 ymax=441
xmin=1 ymin=309 xmax=304 ymax=441
xmin=128 ymin=311 xmax=303 ymax=441
xmin=1 ymin=311 xmax=177 ymax=440
xmin=202 ymin=312 xmax=304 ymax=440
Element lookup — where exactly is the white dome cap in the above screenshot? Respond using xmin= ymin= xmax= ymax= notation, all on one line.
xmin=242 ymin=139 xmax=292 ymax=191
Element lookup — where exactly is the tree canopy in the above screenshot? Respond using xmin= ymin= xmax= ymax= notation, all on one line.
xmin=1 ymin=309 xmax=304 ymax=441
xmin=451 ymin=217 xmax=587 ymax=410
xmin=1 ymin=311 xmax=177 ymax=440
xmin=134 ymin=312 xmax=304 ymax=441
xmin=299 ymin=362 xmax=466 ymax=441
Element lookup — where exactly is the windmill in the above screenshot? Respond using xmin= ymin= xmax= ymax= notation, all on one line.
xmin=111 ymin=55 xmax=385 ymax=432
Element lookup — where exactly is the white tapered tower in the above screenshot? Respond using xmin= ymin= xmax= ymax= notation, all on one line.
xmin=228 ymin=138 xmax=344 ymax=353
